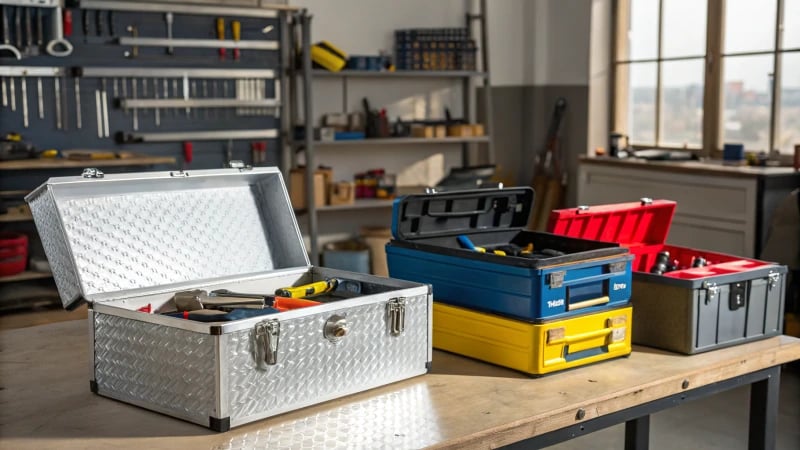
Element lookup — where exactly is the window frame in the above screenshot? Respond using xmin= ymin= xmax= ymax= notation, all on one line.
xmin=612 ymin=0 xmax=799 ymax=157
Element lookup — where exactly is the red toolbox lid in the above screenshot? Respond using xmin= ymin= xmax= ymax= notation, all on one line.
xmin=546 ymin=198 xmax=676 ymax=248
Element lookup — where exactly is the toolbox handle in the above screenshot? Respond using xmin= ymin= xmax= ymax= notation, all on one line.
xmin=548 ymin=326 xmax=613 ymax=346
xmin=425 ymin=203 xmax=493 ymax=217
xmin=567 ymin=296 xmax=609 ymax=311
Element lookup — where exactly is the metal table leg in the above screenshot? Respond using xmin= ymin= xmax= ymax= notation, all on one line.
xmin=748 ymin=367 xmax=780 ymax=450
xmin=624 ymin=415 xmax=650 ymax=450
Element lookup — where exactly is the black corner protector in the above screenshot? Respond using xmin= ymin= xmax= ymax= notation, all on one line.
xmin=209 ymin=416 xmax=230 ymax=432
xmin=90 ymin=380 xmax=98 ymax=393
xmin=210 ymin=326 xmax=223 ymax=336
xmin=425 ymin=361 xmax=433 ymax=372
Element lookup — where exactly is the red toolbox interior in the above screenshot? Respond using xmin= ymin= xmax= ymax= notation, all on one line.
xmin=547 ymin=199 xmax=771 ymax=280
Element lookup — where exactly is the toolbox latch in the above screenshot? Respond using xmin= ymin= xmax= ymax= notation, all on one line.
xmin=548 ymin=271 xmax=566 ymax=289
xmin=729 ymin=282 xmax=746 ymax=310
xmin=767 ymin=272 xmax=780 ymax=290
xmin=387 ymin=297 xmax=406 ymax=336
xmin=254 ymin=319 xmax=280 ymax=369
xmin=81 ymin=168 xmax=104 ymax=179
xmin=228 ymin=160 xmax=253 ymax=171
xmin=608 ymin=261 xmax=627 ymax=273
xmin=701 ymin=281 xmax=719 ymax=305
xmin=169 ymin=170 xmax=189 ymax=177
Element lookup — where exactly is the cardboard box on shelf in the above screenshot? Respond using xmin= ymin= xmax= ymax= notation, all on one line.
xmin=329 ymin=181 xmax=355 ymax=206
xmin=290 ymin=168 xmax=327 ymax=209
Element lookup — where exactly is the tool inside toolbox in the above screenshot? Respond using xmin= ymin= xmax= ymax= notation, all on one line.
xmin=635 ymin=245 xmax=769 ymax=279
xmin=547 ymin=199 xmax=775 ymax=280
xmin=117 ymin=274 xmax=393 ymax=323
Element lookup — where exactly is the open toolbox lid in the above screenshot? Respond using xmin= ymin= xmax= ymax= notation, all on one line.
xmin=25 ymin=167 xmax=310 ymax=309
xmin=391 ymin=186 xmax=534 ymax=240
xmin=547 ymin=198 xmax=677 ymax=247
xmin=547 ymin=198 xmax=784 ymax=283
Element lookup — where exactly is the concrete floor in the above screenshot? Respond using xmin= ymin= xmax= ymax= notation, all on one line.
xmin=1 ymin=307 xmax=798 ymax=449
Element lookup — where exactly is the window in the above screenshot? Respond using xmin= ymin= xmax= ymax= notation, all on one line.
xmin=614 ymin=0 xmax=800 ymax=155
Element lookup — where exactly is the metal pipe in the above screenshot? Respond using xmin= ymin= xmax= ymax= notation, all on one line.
xmin=79 ymin=67 xmax=275 ymax=79
xmin=126 ymin=129 xmax=278 ymax=143
xmin=79 ymin=0 xmax=287 ymax=17
xmin=300 ymin=10 xmax=318 ymax=265
xmin=117 ymin=36 xmax=279 ymax=51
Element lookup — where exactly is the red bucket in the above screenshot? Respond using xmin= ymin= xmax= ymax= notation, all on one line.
xmin=0 ymin=232 xmax=29 ymax=277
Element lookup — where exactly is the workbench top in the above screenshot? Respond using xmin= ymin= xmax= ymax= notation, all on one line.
xmin=1 ymin=319 xmax=799 ymax=450
xmin=580 ymin=156 xmax=799 ymax=179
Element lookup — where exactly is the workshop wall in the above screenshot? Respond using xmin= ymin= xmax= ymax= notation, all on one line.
xmin=0 ymin=4 xmax=283 ymax=192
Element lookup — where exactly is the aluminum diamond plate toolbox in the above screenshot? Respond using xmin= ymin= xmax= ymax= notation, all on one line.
xmin=27 ymin=167 xmax=432 ymax=431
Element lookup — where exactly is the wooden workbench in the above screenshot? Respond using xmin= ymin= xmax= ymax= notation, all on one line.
xmin=1 ymin=319 xmax=798 ymax=450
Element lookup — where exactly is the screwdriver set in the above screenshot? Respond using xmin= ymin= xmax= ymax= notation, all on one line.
xmin=0 ymin=0 xmax=286 ymax=168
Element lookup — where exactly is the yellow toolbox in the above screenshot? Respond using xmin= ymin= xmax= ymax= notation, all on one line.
xmin=433 ymin=302 xmax=632 ymax=376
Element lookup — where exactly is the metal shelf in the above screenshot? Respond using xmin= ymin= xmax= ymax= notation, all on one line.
xmin=296 ymin=199 xmax=395 ymax=214
xmin=311 ymin=70 xmax=487 ymax=79
xmin=0 ymin=271 xmax=53 ymax=283
xmin=0 ymin=206 xmax=32 ymax=223
xmin=314 ymin=136 xmax=490 ymax=147
xmin=0 ymin=155 xmax=176 ymax=171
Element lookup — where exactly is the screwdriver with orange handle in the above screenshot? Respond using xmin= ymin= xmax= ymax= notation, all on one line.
xmin=231 ymin=20 xmax=241 ymax=60
xmin=215 ymin=17 xmax=225 ymax=60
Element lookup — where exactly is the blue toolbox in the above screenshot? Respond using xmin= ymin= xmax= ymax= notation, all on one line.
xmin=386 ymin=187 xmax=634 ymax=321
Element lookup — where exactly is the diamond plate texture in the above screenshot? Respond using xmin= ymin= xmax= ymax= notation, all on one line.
xmin=93 ymin=313 xmax=217 ymax=420
xmin=226 ymin=294 xmax=430 ymax=421
xmin=215 ymin=383 xmax=442 ymax=449
xmin=28 ymin=189 xmax=83 ymax=308
xmin=57 ymin=186 xmax=273 ymax=297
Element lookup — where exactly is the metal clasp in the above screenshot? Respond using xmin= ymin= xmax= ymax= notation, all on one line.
xmin=767 ymin=272 xmax=780 ymax=290
xmin=702 ymin=281 xmax=719 ymax=305
xmin=608 ymin=261 xmax=627 ymax=273
xmin=640 ymin=197 xmax=653 ymax=205
xmin=254 ymin=319 xmax=280 ymax=369
xmin=549 ymin=271 xmax=566 ymax=288
xmin=81 ymin=168 xmax=104 ymax=178
xmin=228 ymin=160 xmax=252 ymax=170
xmin=387 ymin=298 xmax=406 ymax=336
xmin=170 ymin=170 xmax=189 ymax=177
xmin=577 ymin=205 xmax=589 ymax=212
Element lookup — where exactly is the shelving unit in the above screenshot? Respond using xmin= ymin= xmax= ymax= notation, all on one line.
xmin=287 ymin=1 xmax=493 ymax=264
xmin=0 ymin=157 xmax=177 ymax=309
xmin=0 ymin=271 xmax=53 ymax=283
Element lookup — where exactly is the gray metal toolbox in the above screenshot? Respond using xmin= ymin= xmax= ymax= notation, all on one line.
xmin=26 ymin=167 xmax=431 ymax=431
xmin=549 ymin=199 xmax=787 ymax=354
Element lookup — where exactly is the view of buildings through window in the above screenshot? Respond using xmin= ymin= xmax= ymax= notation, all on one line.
xmin=621 ymin=0 xmax=799 ymax=154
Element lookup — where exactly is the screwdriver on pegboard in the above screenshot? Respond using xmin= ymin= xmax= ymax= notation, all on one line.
xmin=215 ymin=17 xmax=226 ymax=60
xmin=231 ymin=20 xmax=241 ymax=60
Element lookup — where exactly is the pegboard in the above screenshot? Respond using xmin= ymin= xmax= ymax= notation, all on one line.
xmin=0 ymin=1 xmax=286 ymax=188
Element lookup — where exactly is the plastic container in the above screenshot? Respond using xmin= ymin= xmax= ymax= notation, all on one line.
xmin=0 ymin=232 xmax=28 ymax=277
xmin=322 ymin=240 xmax=370 ymax=274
